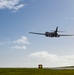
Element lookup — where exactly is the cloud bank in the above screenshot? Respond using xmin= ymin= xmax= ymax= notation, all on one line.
xmin=1 ymin=51 xmax=74 ymax=67
xmin=28 ymin=51 xmax=74 ymax=67
xmin=0 ymin=0 xmax=26 ymax=11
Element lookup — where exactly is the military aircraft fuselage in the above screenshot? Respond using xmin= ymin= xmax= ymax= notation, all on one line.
xmin=45 ymin=32 xmax=60 ymax=37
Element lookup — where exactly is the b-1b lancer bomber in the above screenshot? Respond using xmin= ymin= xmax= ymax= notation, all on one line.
xmin=29 ymin=27 xmax=74 ymax=38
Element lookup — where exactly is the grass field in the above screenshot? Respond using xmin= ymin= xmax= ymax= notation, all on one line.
xmin=0 ymin=68 xmax=74 ymax=75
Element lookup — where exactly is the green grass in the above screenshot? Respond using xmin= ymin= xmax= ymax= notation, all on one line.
xmin=0 ymin=68 xmax=74 ymax=75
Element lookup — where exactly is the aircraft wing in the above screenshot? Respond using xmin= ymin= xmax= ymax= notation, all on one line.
xmin=59 ymin=34 xmax=74 ymax=36
xmin=29 ymin=32 xmax=45 ymax=35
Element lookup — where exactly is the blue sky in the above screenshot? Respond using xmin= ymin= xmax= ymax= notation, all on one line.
xmin=0 ymin=0 xmax=74 ymax=67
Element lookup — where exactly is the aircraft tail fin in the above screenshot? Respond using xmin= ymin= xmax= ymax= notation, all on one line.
xmin=55 ymin=26 xmax=58 ymax=33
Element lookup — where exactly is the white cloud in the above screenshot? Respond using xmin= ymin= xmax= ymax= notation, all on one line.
xmin=12 ymin=36 xmax=29 ymax=50
xmin=1 ymin=51 xmax=74 ymax=68
xmin=0 ymin=36 xmax=29 ymax=50
xmin=29 ymin=51 xmax=58 ymax=61
xmin=13 ymin=36 xmax=29 ymax=44
xmin=28 ymin=51 xmax=74 ymax=67
xmin=0 ymin=0 xmax=26 ymax=11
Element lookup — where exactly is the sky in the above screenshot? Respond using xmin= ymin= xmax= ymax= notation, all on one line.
xmin=0 ymin=0 xmax=74 ymax=68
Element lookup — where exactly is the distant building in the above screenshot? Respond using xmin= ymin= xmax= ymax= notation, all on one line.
xmin=38 ymin=64 xmax=43 ymax=69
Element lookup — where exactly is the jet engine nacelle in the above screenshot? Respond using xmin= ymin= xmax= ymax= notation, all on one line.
xmin=45 ymin=32 xmax=50 ymax=37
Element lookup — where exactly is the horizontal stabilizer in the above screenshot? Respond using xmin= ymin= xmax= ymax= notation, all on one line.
xmin=50 ymin=30 xmax=65 ymax=32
